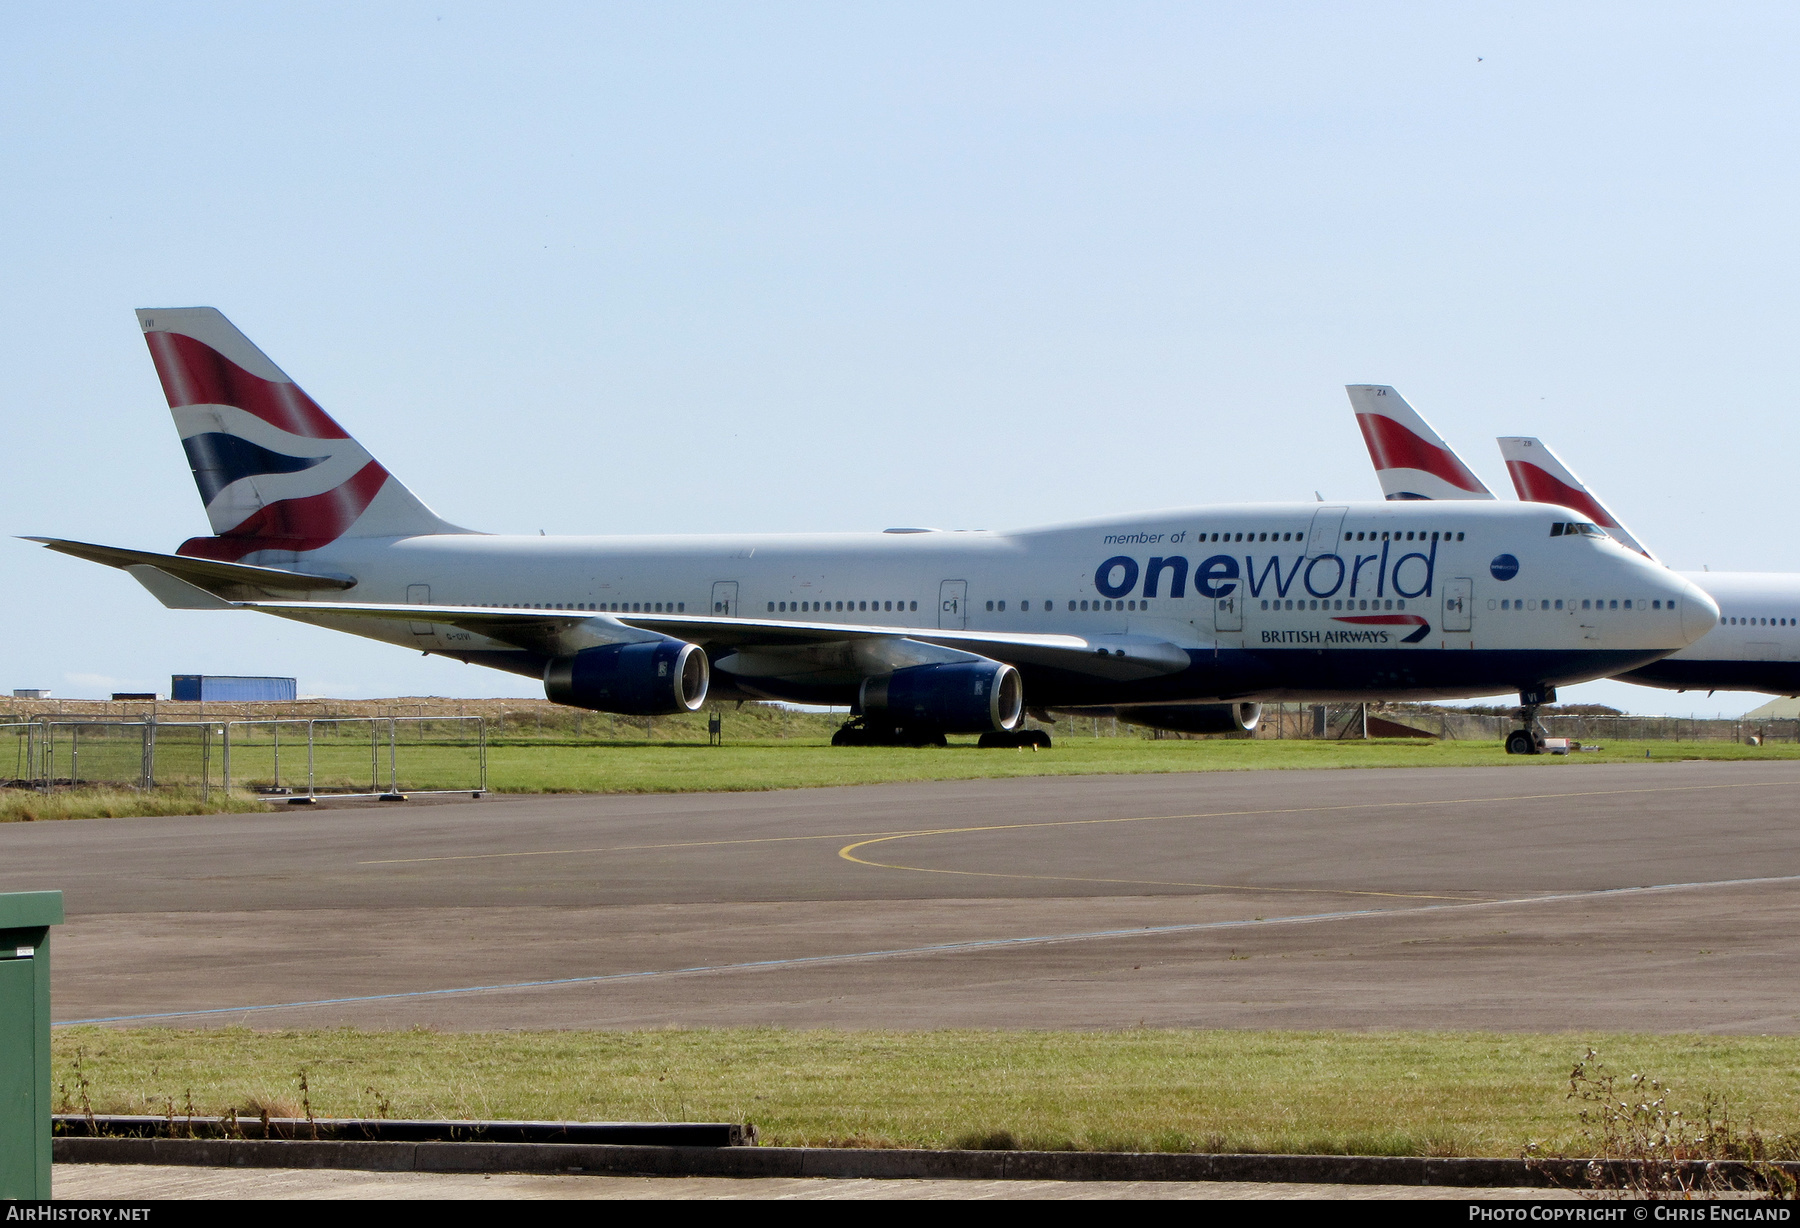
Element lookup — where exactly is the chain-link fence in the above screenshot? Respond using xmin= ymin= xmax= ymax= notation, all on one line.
xmin=1 ymin=716 xmax=485 ymax=800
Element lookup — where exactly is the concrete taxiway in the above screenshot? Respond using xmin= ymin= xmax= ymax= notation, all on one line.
xmin=4 ymin=761 xmax=1799 ymax=1031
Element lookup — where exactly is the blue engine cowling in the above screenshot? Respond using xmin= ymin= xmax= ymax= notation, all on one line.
xmin=543 ymin=639 xmax=709 ymax=715
xmin=858 ymin=661 xmax=1023 ymax=734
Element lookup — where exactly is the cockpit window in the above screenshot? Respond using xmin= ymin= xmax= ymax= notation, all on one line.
xmin=1549 ymin=521 xmax=1608 ymax=539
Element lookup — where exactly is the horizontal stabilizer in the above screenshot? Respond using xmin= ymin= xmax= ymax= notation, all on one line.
xmin=25 ymin=537 xmax=357 ymax=592
xmin=123 ymin=565 xmax=237 ymax=610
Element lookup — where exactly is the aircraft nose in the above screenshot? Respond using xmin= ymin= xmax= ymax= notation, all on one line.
xmin=1675 ymin=579 xmax=1720 ymax=646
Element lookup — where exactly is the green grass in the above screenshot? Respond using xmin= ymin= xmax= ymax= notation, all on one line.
xmin=10 ymin=737 xmax=1798 ymax=820
xmin=50 ymin=1028 xmax=1800 ymax=1156
xmin=473 ymin=736 xmax=1800 ymax=794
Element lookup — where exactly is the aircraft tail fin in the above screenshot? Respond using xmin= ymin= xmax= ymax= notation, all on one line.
xmin=136 ymin=307 xmax=469 ymax=562
xmin=1497 ymin=436 xmax=1658 ymax=562
xmin=1346 ymin=385 xmax=1496 ymax=501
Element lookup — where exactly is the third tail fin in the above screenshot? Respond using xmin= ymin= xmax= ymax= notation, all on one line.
xmin=1497 ymin=436 xmax=1657 ymax=562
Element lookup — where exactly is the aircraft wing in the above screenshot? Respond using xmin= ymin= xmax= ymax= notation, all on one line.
xmin=242 ymin=601 xmax=1194 ymax=681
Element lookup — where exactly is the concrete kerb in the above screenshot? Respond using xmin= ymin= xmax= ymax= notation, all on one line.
xmin=53 ymin=1137 xmax=1614 ymax=1186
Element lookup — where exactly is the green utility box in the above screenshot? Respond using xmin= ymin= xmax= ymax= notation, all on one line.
xmin=0 ymin=891 xmax=63 ymax=1200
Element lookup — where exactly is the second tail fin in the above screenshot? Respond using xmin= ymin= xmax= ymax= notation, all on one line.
xmin=1346 ymin=385 xmax=1495 ymax=501
xmin=138 ymin=307 xmax=469 ymax=562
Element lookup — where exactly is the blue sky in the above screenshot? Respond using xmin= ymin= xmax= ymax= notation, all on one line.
xmin=5 ymin=3 xmax=1797 ymax=715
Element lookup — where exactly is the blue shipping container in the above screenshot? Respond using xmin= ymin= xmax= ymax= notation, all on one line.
xmin=170 ymin=675 xmax=298 ymax=702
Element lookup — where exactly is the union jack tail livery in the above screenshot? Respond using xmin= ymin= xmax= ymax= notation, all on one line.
xmin=1346 ymin=384 xmax=1495 ymax=502
xmin=1496 ymin=436 xmax=1657 ymax=562
xmin=137 ymin=308 xmax=465 ymax=563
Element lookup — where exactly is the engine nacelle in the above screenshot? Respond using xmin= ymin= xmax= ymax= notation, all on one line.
xmin=544 ymin=640 xmax=709 ymax=715
xmin=1114 ymin=702 xmax=1261 ymax=736
xmin=859 ymin=661 xmax=1023 ymax=734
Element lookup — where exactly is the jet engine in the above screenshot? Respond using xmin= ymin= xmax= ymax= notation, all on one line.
xmin=859 ymin=661 xmax=1023 ymax=734
xmin=1113 ymin=703 xmax=1261 ymax=736
xmin=544 ymin=639 xmax=709 ymax=715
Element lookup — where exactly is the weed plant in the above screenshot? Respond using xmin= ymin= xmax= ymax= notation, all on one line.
xmin=1526 ymin=1050 xmax=1798 ymax=1198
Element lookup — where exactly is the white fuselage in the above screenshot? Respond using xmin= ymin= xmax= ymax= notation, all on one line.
xmin=1616 ymin=571 xmax=1800 ymax=696
xmin=264 ymin=499 xmax=1715 ymax=707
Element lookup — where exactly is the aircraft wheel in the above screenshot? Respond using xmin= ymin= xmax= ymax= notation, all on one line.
xmin=1504 ymin=730 xmax=1537 ymax=756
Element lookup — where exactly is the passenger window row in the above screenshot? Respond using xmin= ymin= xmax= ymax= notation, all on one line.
xmin=1262 ymin=598 xmax=1405 ymax=611
xmin=1341 ymin=530 xmax=1464 ymax=543
xmin=476 ymin=601 xmax=684 ymax=613
xmin=769 ymin=600 xmax=918 ymax=614
xmin=1727 ymin=616 xmax=1794 ymax=626
xmin=1068 ymin=599 xmax=1150 ymax=612
xmin=1491 ymin=599 xmax=1668 ymax=611
xmin=986 ymin=599 xmax=1148 ymax=612
xmin=1192 ymin=529 xmax=1467 ymax=543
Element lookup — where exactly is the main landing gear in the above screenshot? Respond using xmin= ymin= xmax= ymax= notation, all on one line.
xmin=977 ymin=729 xmax=1053 ymax=749
xmin=829 ymin=718 xmax=1051 ymax=749
xmin=831 ymin=718 xmax=946 ymax=748
xmin=1505 ymin=686 xmax=1556 ymax=755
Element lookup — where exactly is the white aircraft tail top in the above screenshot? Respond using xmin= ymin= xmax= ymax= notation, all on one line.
xmin=136 ymin=307 xmax=467 ymax=561
xmin=1347 ymin=385 xmax=1495 ymax=502
xmin=1497 ymin=436 xmax=1657 ymax=563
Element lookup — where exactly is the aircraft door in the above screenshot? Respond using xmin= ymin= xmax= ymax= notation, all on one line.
xmin=1306 ymin=506 xmax=1348 ymax=557
xmin=939 ymin=580 xmax=968 ymax=629
xmin=406 ymin=584 xmax=435 ymax=638
xmin=1214 ymin=593 xmax=1242 ymax=632
xmin=1442 ymin=578 xmax=1472 ymax=632
xmin=711 ymin=581 xmax=739 ymax=617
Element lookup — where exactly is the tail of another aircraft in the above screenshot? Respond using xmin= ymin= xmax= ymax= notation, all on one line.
xmin=137 ymin=307 xmax=468 ymax=563
xmin=1346 ymin=385 xmax=1495 ymax=502
xmin=1497 ymin=436 xmax=1657 ymax=562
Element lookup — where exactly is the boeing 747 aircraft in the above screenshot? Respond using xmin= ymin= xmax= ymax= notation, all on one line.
xmin=30 ymin=311 xmax=1717 ymax=748
xmin=1350 ymin=384 xmax=1800 ymax=721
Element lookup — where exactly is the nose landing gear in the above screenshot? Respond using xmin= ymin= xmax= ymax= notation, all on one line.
xmin=1505 ymin=686 xmax=1556 ymax=754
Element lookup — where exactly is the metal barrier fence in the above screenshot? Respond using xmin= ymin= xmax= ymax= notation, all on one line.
xmin=0 ymin=717 xmax=485 ymax=801
xmin=1253 ymin=705 xmax=1800 ymax=743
